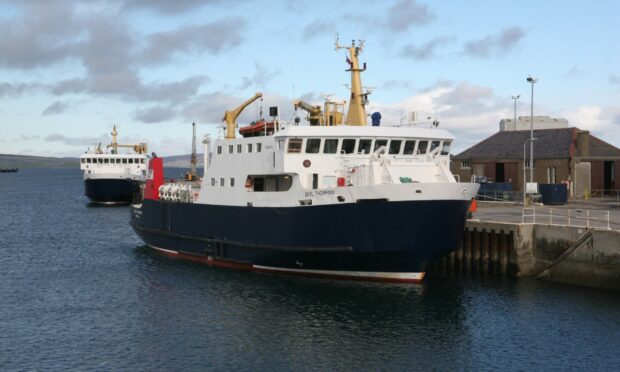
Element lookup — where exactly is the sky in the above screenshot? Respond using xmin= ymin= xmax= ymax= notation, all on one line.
xmin=0 ymin=0 xmax=619 ymax=157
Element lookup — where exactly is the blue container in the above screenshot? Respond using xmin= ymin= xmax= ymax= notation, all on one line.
xmin=539 ymin=184 xmax=567 ymax=205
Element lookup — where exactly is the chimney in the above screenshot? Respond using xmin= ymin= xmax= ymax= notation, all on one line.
xmin=576 ymin=130 xmax=590 ymax=157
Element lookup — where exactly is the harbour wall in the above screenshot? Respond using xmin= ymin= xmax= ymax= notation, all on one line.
xmin=429 ymin=221 xmax=620 ymax=291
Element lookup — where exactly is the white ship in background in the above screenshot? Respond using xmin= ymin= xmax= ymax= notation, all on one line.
xmin=130 ymin=38 xmax=479 ymax=283
xmin=80 ymin=126 xmax=149 ymax=204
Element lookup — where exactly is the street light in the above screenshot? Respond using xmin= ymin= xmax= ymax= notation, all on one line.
xmin=512 ymin=95 xmax=520 ymax=129
xmin=526 ymin=75 xmax=538 ymax=183
xmin=523 ymin=137 xmax=538 ymax=206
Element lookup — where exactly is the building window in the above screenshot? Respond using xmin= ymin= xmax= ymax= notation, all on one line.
xmin=229 ymin=145 xmax=234 ymax=154
xmin=220 ymin=178 xmax=225 ymax=186
xmin=257 ymin=143 xmax=262 ymax=152
xmin=323 ymin=139 xmax=338 ymax=154
xmin=374 ymin=139 xmax=388 ymax=152
xmin=389 ymin=140 xmax=402 ymax=154
xmin=305 ymin=138 xmax=321 ymax=153
xmin=403 ymin=140 xmax=416 ymax=155
xmin=461 ymin=160 xmax=471 ymax=169
xmin=217 ymin=146 xmax=222 ymax=154
xmin=230 ymin=178 xmax=235 ymax=187
xmin=341 ymin=139 xmax=356 ymax=154
xmin=357 ymin=139 xmax=372 ymax=154
xmin=525 ymin=160 xmax=535 ymax=169
xmin=237 ymin=144 xmax=242 ymax=153
xmin=547 ymin=166 xmax=557 ymax=184
xmin=288 ymin=138 xmax=303 ymax=153
xmin=417 ymin=141 xmax=428 ymax=154
xmin=441 ymin=141 xmax=452 ymax=155
xmin=247 ymin=144 xmax=253 ymax=153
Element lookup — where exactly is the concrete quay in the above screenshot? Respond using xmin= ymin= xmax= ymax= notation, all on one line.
xmin=429 ymin=201 xmax=620 ymax=291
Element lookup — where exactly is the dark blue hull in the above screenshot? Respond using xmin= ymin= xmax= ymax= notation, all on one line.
xmin=130 ymin=198 xmax=470 ymax=282
xmin=85 ymin=178 xmax=140 ymax=204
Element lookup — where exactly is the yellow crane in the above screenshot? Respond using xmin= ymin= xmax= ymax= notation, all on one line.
xmin=293 ymin=99 xmax=345 ymax=126
xmin=106 ymin=125 xmax=148 ymax=154
xmin=293 ymin=100 xmax=323 ymax=126
xmin=223 ymin=93 xmax=263 ymax=139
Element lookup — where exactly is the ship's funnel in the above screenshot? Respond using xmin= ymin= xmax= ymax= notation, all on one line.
xmin=144 ymin=157 xmax=164 ymax=200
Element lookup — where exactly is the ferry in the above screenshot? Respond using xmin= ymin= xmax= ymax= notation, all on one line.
xmin=80 ymin=126 xmax=149 ymax=204
xmin=130 ymin=39 xmax=479 ymax=282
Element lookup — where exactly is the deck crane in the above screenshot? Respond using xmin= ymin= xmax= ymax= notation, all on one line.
xmin=223 ymin=93 xmax=263 ymax=139
xmin=184 ymin=122 xmax=198 ymax=181
xmin=293 ymin=100 xmax=323 ymax=126
xmin=106 ymin=125 xmax=148 ymax=154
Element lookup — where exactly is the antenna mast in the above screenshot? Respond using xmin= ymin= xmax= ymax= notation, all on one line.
xmin=335 ymin=34 xmax=368 ymax=126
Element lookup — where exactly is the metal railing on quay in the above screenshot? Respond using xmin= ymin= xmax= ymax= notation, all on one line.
xmin=590 ymin=189 xmax=620 ymax=202
xmin=522 ymin=207 xmax=616 ymax=230
xmin=476 ymin=190 xmax=524 ymax=203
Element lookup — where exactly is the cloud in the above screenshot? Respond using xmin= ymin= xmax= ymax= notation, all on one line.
xmin=386 ymin=0 xmax=435 ymax=33
xmin=122 ymin=0 xmax=223 ymax=14
xmin=0 ymin=82 xmax=42 ymax=97
xmin=382 ymin=80 xmax=414 ymax=90
xmin=238 ymin=63 xmax=279 ymax=90
xmin=0 ymin=1 xmax=82 ymax=69
xmin=42 ymin=101 xmax=68 ymax=116
xmin=19 ymin=134 xmax=39 ymax=141
xmin=132 ymin=106 xmax=178 ymax=123
xmin=302 ymin=20 xmax=335 ymax=40
xmin=44 ymin=133 xmax=105 ymax=147
xmin=565 ymin=64 xmax=587 ymax=78
xmin=142 ymin=18 xmax=246 ymax=64
xmin=463 ymin=26 xmax=525 ymax=58
xmin=401 ymin=36 xmax=453 ymax=60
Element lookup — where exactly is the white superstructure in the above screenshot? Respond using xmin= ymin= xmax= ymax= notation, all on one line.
xmin=80 ymin=152 xmax=148 ymax=182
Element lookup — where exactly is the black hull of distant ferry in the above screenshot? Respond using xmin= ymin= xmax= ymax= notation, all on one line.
xmin=85 ymin=178 xmax=140 ymax=204
xmin=130 ymin=199 xmax=470 ymax=282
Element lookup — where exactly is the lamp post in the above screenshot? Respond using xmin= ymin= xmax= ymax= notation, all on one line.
xmin=523 ymin=137 xmax=538 ymax=206
xmin=526 ymin=76 xmax=538 ymax=183
xmin=512 ymin=95 xmax=520 ymax=129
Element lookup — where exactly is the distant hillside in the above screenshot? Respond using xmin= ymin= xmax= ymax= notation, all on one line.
xmin=0 ymin=153 xmax=78 ymax=169
xmin=0 ymin=153 xmax=204 ymax=169
xmin=162 ymin=154 xmax=204 ymax=168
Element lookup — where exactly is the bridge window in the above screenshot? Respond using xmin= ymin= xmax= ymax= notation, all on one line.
xmin=257 ymin=143 xmax=262 ymax=152
xmin=389 ymin=140 xmax=402 ymax=154
xmin=104 ymin=158 xmax=109 ymax=164
xmin=248 ymin=144 xmax=253 ymax=153
xmin=122 ymin=158 xmax=127 ymax=164
xmin=341 ymin=139 xmax=356 ymax=154
xmin=323 ymin=139 xmax=338 ymax=154
xmin=305 ymin=138 xmax=321 ymax=153
xmin=441 ymin=141 xmax=451 ymax=155
xmin=430 ymin=141 xmax=440 ymax=152
xmin=417 ymin=141 xmax=428 ymax=154
xmin=403 ymin=140 xmax=416 ymax=155
xmin=81 ymin=158 xmax=86 ymax=163
xmin=374 ymin=139 xmax=388 ymax=152
xmin=357 ymin=139 xmax=372 ymax=154
xmin=86 ymin=158 xmax=91 ymax=163
xmin=128 ymin=158 xmax=133 ymax=164
xmin=288 ymin=138 xmax=303 ymax=153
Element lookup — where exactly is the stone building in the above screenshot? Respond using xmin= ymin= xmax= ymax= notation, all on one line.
xmin=451 ymin=116 xmax=620 ymax=197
